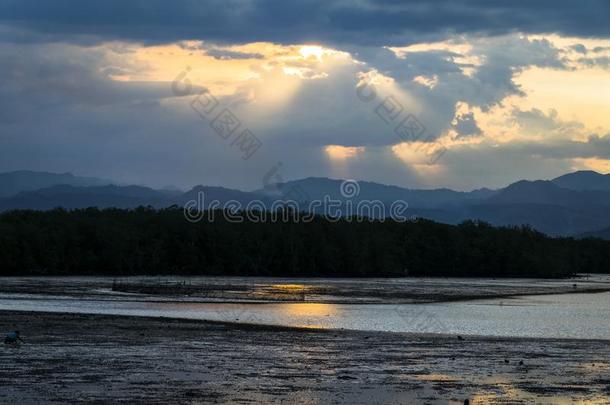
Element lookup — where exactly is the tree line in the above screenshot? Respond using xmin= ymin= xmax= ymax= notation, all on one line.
xmin=1 ymin=207 xmax=609 ymax=278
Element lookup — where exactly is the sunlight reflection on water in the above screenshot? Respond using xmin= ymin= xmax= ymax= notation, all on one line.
xmin=0 ymin=291 xmax=609 ymax=339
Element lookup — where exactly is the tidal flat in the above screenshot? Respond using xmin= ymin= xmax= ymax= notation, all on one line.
xmin=1 ymin=276 xmax=609 ymax=403
xmin=1 ymin=310 xmax=609 ymax=404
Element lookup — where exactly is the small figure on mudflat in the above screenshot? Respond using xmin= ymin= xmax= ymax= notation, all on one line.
xmin=4 ymin=330 xmax=24 ymax=344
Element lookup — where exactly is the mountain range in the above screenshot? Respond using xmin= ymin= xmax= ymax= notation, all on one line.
xmin=0 ymin=170 xmax=111 ymax=197
xmin=2 ymin=169 xmax=610 ymax=238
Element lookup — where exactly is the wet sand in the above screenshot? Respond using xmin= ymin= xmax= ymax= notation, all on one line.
xmin=1 ymin=310 xmax=609 ymax=404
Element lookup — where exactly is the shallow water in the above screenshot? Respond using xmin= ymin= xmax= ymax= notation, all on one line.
xmin=0 ymin=290 xmax=608 ymax=339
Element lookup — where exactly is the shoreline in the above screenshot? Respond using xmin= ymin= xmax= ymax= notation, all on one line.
xmin=1 ymin=274 xmax=609 ymax=305
xmin=2 ymin=284 xmax=609 ymax=304
xmin=2 ymin=308 xmax=610 ymax=343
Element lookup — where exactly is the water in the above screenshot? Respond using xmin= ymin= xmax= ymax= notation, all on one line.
xmin=0 ymin=290 xmax=608 ymax=339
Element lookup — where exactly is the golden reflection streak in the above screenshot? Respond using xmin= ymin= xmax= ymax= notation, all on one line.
xmin=279 ymin=303 xmax=337 ymax=329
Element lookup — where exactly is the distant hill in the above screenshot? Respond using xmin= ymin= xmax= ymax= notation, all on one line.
xmin=175 ymin=185 xmax=272 ymax=208
xmin=0 ymin=185 xmax=172 ymax=211
xmin=0 ymin=170 xmax=110 ymax=197
xmin=0 ymin=183 xmax=274 ymax=212
xmin=552 ymin=170 xmax=610 ymax=191
xmin=252 ymin=177 xmax=610 ymax=235
xmin=255 ymin=177 xmax=497 ymax=208
xmin=450 ymin=180 xmax=610 ymax=235
xmin=4 ymin=169 xmax=610 ymax=237
xmin=486 ymin=180 xmax=610 ymax=208
xmin=452 ymin=203 xmax=610 ymax=236
xmin=578 ymin=226 xmax=610 ymax=240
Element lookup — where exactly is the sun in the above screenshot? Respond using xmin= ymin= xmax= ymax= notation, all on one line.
xmin=299 ymin=45 xmax=325 ymax=61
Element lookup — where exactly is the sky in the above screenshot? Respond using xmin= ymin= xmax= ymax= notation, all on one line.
xmin=1 ymin=0 xmax=610 ymax=191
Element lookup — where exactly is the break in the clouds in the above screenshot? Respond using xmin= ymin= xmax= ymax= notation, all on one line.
xmin=1 ymin=0 xmax=610 ymax=191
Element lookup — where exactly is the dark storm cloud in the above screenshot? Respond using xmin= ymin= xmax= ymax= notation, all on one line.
xmin=0 ymin=0 xmax=609 ymax=46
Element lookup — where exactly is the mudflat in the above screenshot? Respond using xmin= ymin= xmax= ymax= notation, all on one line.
xmin=2 ymin=275 xmax=610 ymax=303
xmin=1 ymin=310 xmax=609 ymax=404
